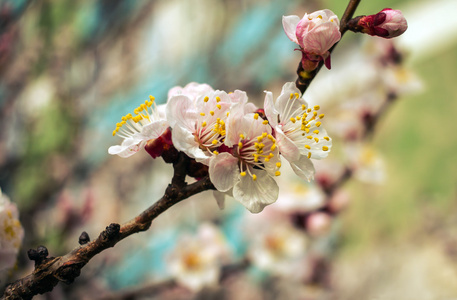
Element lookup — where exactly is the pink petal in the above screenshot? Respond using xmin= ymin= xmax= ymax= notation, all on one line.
xmin=282 ymin=15 xmax=301 ymax=44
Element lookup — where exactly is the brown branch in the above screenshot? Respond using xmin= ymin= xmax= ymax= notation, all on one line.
xmin=295 ymin=0 xmax=362 ymax=94
xmin=1 ymin=152 xmax=215 ymax=300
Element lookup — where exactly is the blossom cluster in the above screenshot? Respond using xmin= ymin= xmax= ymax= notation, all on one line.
xmin=109 ymin=82 xmax=332 ymax=213
xmin=0 ymin=189 xmax=24 ymax=273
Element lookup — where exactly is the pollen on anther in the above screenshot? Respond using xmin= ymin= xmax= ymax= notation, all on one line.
xmin=252 ymin=174 xmax=257 ymax=181
xmin=210 ymin=111 xmax=214 ymax=116
xmin=216 ymin=96 xmax=221 ymax=102
xmin=201 ymin=121 xmax=207 ymax=127
xmin=314 ymin=137 xmax=319 ymax=142
xmin=275 ymin=171 xmax=281 ymax=176
xmin=314 ymin=105 xmax=320 ymax=110
xmin=216 ymin=104 xmax=222 ymax=109
xmin=212 ymin=140 xmax=218 ymax=145
xmin=271 ymin=144 xmax=276 ymax=151
xmin=313 ymin=130 xmax=319 ymax=134
xmin=322 ymin=146 xmax=329 ymax=151
xmin=308 ymin=152 xmax=311 ymax=158
xmin=324 ymin=136 xmax=330 ymax=141
xmin=305 ymin=145 xmax=311 ymax=149
xmin=276 ymin=162 xmax=281 ymax=168
xmin=213 ymin=150 xmax=219 ymax=155
xmin=316 ymin=122 xmax=322 ymax=127
xmin=254 ymin=113 xmax=259 ymax=120
xmin=149 ymin=95 xmax=155 ymax=102
xmin=262 ymin=120 xmax=269 ymax=125
xmin=319 ymin=114 xmax=325 ymax=119
xmin=204 ymin=96 xmax=209 ymax=102
xmin=238 ymin=142 xmax=243 ymax=149
xmin=200 ymin=112 xmax=205 ymax=116
xmin=240 ymin=172 xmax=246 ymax=177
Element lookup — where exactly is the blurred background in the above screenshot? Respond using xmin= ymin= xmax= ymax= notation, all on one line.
xmin=1 ymin=0 xmax=457 ymax=299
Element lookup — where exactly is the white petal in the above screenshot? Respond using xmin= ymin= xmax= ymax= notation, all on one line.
xmin=264 ymin=91 xmax=278 ymax=128
xmin=139 ymin=120 xmax=168 ymax=141
xmin=166 ymin=95 xmax=195 ymax=129
xmin=108 ymin=137 xmax=142 ymax=158
xmin=209 ymin=153 xmax=239 ymax=192
xmin=290 ymin=155 xmax=315 ymax=181
xmin=213 ymin=191 xmax=226 ymax=210
xmin=233 ymin=169 xmax=279 ymax=213
xmin=275 ymin=127 xmax=301 ymax=162
xmin=282 ymin=15 xmax=300 ymax=44
xmin=172 ymin=125 xmax=209 ymax=161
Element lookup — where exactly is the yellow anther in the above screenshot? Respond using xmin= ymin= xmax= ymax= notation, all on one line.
xmin=133 ymin=109 xmax=139 ymax=114
xmin=290 ymin=117 xmax=296 ymax=123
xmin=289 ymin=93 xmax=294 ymax=100
xmin=240 ymin=134 xmax=245 ymax=139
xmin=210 ymin=111 xmax=214 ymax=116
xmin=262 ymin=132 xmax=267 ymax=138
xmin=305 ymin=145 xmax=311 ymax=149
xmin=253 ymin=113 xmax=259 ymax=120
xmin=216 ymin=104 xmax=222 ymax=109
xmin=294 ymin=93 xmax=299 ymax=98
xmin=262 ymin=120 xmax=269 ymax=125
xmin=313 ymin=111 xmax=317 ymax=116
xmin=149 ymin=95 xmax=155 ymax=102
xmin=305 ymin=128 xmax=310 ymax=133
xmin=322 ymin=146 xmax=329 ymax=151
xmin=252 ymin=174 xmax=257 ymax=181
xmin=319 ymin=114 xmax=325 ymax=119
xmin=112 ymin=130 xmax=117 ymax=136
xmin=317 ymin=15 xmax=322 ymax=19
xmin=267 ymin=134 xmax=274 ymax=140
xmin=308 ymin=152 xmax=311 ymax=158
xmin=265 ymin=157 xmax=270 ymax=162
xmin=204 ymin=96 xmax=209 ymax=102
xmin=316 ymin=121 xmax=322 ymax=127
xmin=276 ymin=162 xmax=281 ymax=168
xmin=226 ymin=112 xmax=230 ymax=116
xmin=269 ymin=153 xmax=274 ymax=158
xmin=254 ymin=155 xmax=259 ymax=162
xmin=314 ymin=105 xmax=320 ymax=110
xmin=275 ymin=171 xmax=281 ymax=176
xmin=212 ymin=140 xmax=218 ymax=145
xmin=313 ymin=130 xmax=319 ymax=134
xmin=324 ymin=136 xmax=330 ymax=141
xmin=240 ymin=172 xmax=246 ymax=177
xmin=216 ymin=96 xmax=221 ymax=102
xmin=238 ymin=142 xmax=243 ymax=148
xmin=201 ymin=121 xmax=207 ymax=127
xmin=200 ymin=112 xmax=205 ymax=116
xmin=257 ymin=136 xmax=263 ymax=142
xmin=271 ymin=144 xmax=276 ymax=151
xmin=213 ymin=150 xmax=219 ymax=155
xmin=302 ymin=104 xmax=306 ymax=110
xmin=314 ymin=137 xmax=319 ymax=142
xmin=307 ymin=136 xmax=313 ymax=140
xmin=307 ymin=108 xmax=312 ymax=113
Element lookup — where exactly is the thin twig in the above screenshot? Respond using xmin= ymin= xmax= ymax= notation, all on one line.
xmin=1 ymin=152 xmax=214 ymax=300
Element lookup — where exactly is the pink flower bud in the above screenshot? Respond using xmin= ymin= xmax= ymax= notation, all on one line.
xmin=358 ymin=8 xmax=407 ymax=39
xmin=283 ymin=9 xmax=341 ymax=70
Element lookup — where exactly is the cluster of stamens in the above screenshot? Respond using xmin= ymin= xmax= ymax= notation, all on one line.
xmin=112 ymin=96 xmax=157 ymax=137
xmin=281 ymin=93 xmax=330 ymax=158
xmin=236 ymin=114 xmax=281 ymax=181
xmin=196 ymin=96 xmax=227 ymax=155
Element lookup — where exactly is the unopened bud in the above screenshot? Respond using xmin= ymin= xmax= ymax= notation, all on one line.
xmin=349 ymin=8 xmax=407 ymax=39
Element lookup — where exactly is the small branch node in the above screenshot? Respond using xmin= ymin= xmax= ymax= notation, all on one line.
xmin=78 ymin=231 xmax=90 ymax=245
